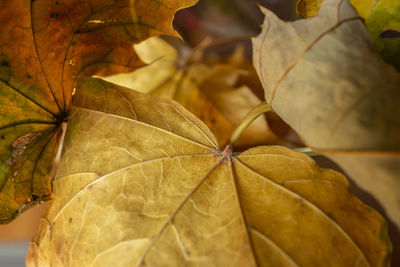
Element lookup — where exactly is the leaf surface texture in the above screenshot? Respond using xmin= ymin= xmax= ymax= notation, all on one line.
xmin=0 ymin=0 xmax=196 ymax=223
xmin=253 ymin=0 xmax=400 ymax=227
xmin=28 ymin=78 xmax=391 ymax=267
xmin=296 ymin=0 xmax=400 ymax=69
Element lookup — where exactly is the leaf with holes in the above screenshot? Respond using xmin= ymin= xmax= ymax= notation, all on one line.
xmin=350 ymin=0 xmax=400 ymax=70
xmin=253 ymin=0 xmax=400 ymax=227
xmin=27 ymin=78 xmax=391 ymax=267
xmin=297 ymin=0 xmax=400 ymax=70
xmin=0 ymin=0 xmax=197 ymax=224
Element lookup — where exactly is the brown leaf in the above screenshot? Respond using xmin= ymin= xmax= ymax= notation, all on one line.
xmin=0 ymin=0 xmax=197 ymax=223
xmin=296 ymin=0 xmax=400 ymax=70
xmin=27 ymin=78 xmax=391 ymax=266
xmin=105 ymin=37 xmax=284 ymax=148
xmin=252 ymin=0 xmax=400 ymax=227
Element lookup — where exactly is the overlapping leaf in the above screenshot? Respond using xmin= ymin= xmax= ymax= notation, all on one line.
xmin=104 ymin=37 xmax=284 ymax=148
xmin=27 ymin=78 xmax=390 ymax=266
xmin=253 ymin=0 xmax=400 ymax=227
xmin=350 ymin=0 xmax=400 ymax=70
xmin=0 ymin=0 xmax=197 ymax=223
xmin=297 ymin=0 xmax=400 ymax=69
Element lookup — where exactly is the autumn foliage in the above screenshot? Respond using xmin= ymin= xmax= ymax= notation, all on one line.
xmin=0 ymin=0 xmax=399 ymax=266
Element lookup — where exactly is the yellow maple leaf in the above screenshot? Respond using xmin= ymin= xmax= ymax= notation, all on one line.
xmin=27 ymin=78 xmax=391 ymax=266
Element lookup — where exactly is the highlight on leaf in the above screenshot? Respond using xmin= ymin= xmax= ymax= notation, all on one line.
xmin=0 ymin=0 xmax=198 ymax=224
xmin=27 ymin=78 xmax=391 ymax=267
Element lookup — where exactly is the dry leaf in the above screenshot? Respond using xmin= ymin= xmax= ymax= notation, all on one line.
xmin=104 ymin=37 xmax=282 ymax=148
xmin=0 ymin=0 xmax=197 ymax=223
xmin=296 ymin=0 xmax=400 ymax=70
xmin=252 ymin=0 xmax=400 ymax=227
xmin=27 ymin=78 xmax=391 ymax=266
xmin=349 ymin=0 xmax=400 ymax=70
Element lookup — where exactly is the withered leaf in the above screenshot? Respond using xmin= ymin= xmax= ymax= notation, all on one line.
xmin=0 ymin=0 xmax=197 ymax=223
xmin=27 ymin=78 xmax=391 ymax=266
xmin=349 ymin=0 xmax=400 ymax=70
xmin=104 ymin=37 xmax=283 ymax=148
xmin=296 ymin=0 xmax=400 ymax=70
xmin=253 ymin=0 xmax=400 ymax=227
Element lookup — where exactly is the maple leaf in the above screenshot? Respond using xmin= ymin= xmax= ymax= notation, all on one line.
xmin=252 ymin=0 xmax=400 ymax=227
xmin=0 ymin=0 xmax=197 ymax=224
xmin=297 ymin=0 xmax=400 ymax=70
xmin=27 ymin=78 xmax=391 ymax=267
xmin=104 ymin=36 xmax=285 ymax=148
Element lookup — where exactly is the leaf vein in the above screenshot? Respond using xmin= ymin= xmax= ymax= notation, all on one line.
xmin=268 ymin=16 xmax=362 ymax=105
xmin=234 ymin=158 xmax=370 ymax=266
xmin=75 ymin=106 xmax=216 ymax=149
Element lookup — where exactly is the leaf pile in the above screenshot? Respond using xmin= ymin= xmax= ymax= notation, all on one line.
xmin=27 ymin=79 xmax=391 ymax=266
xmin=0 ymin=0 xmax=197 ymax=223
xmin=253 ymin=0 xmax=400 ymax=227
xmin=104 ymin=37 xmax=287 ymax=148
xmin=0 ymin=0 xmax=393 ymax=265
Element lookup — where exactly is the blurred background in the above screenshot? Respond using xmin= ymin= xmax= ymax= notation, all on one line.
xmin=1 ymin=0 xmax=398 ymax=266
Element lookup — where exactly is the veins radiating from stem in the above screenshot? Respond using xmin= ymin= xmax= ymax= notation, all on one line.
xmin=136 ymin=152 xmax=228 ymax=266
xmin=229 ymin=153 xmax=259 ymax=266
xmin=30 ymin=1 xmax=64 ymax=114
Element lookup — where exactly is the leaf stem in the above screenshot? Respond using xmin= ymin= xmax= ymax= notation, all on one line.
xmin=228 ymin=102 xmax=271 ymax=147
xmin=293 ymin=147 xmax=319 ymax=157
